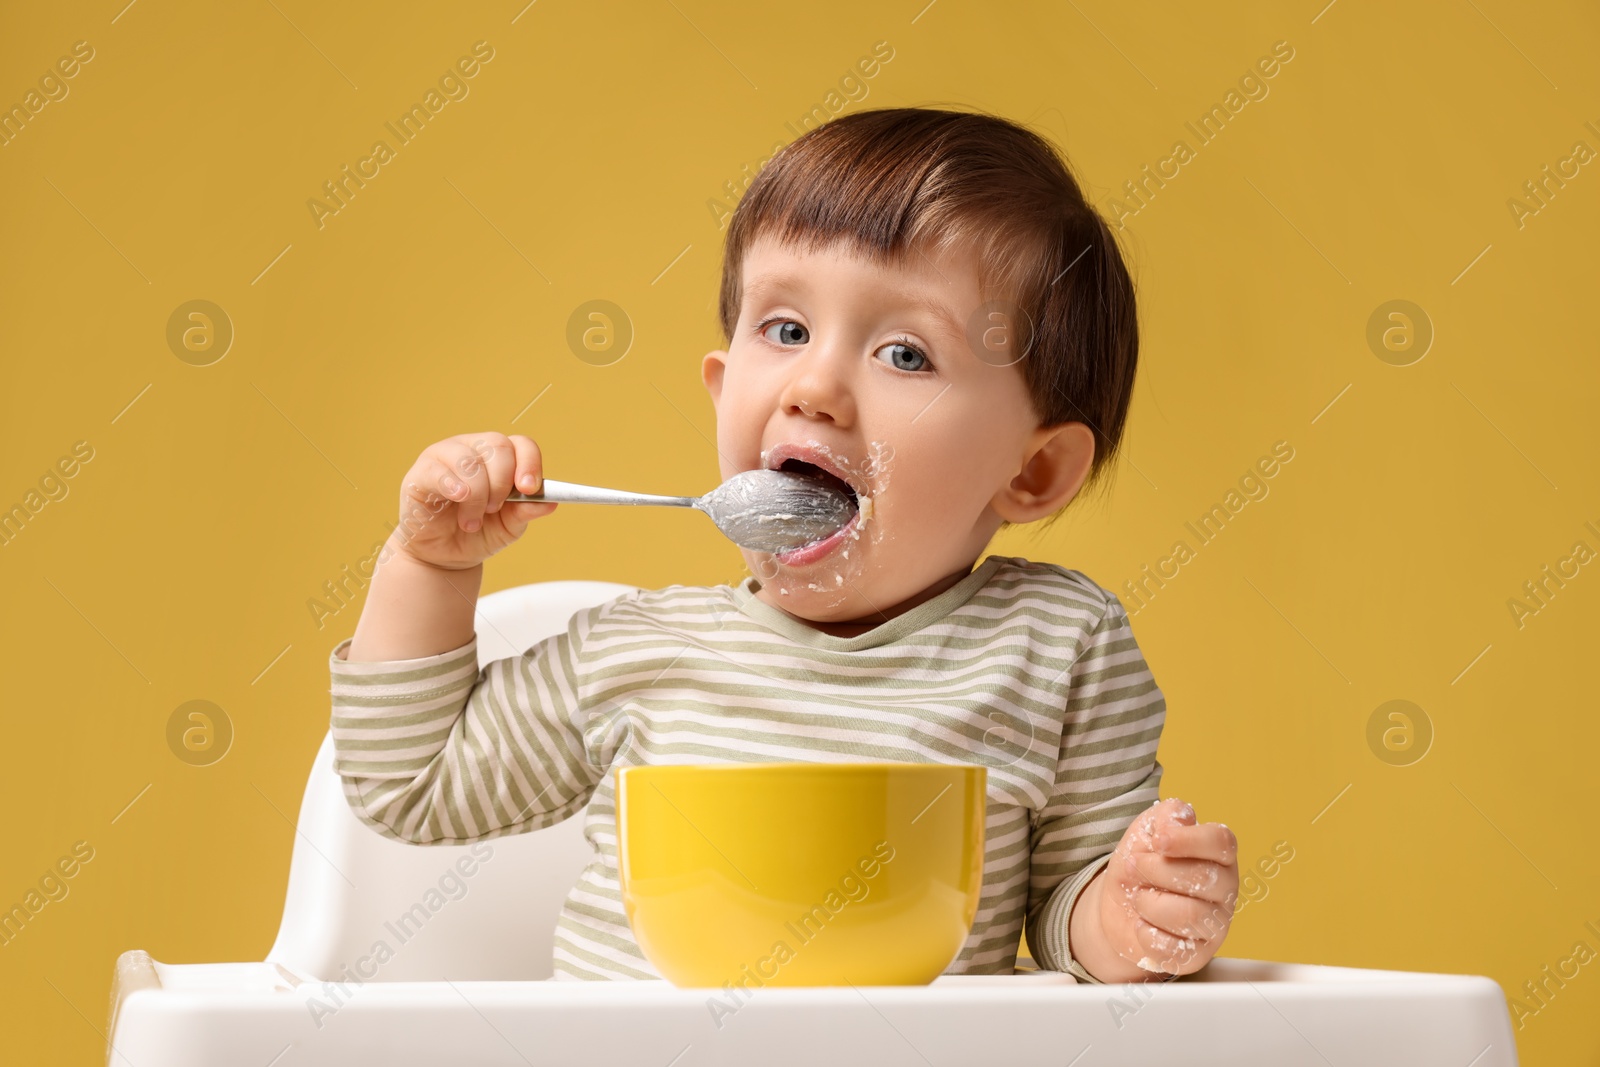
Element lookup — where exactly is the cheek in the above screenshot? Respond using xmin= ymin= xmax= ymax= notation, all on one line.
xmin=713 ymin=375 xmax=768 ymax=446
xmin=861 ymin=441 xmax=955 ymax=533
xmin=720 ymin=355 xmax=781 ymax=417
xmin=887 ymin=426 xmax=992 ymax=510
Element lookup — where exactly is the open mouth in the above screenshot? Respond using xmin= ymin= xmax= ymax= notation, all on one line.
xmin=768 ymin=458 xmax=864 ymax=567
xmin=776 ymin=458 xmax=860 ymax=513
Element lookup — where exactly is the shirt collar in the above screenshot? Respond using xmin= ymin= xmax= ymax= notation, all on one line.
xmin=727 ymin=555 xmax=1007 ymax=652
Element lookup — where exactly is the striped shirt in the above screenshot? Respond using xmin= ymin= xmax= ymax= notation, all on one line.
xmin=327 ymin=553 xmax=1166 ymax=983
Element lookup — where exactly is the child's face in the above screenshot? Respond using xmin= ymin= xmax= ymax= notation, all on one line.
xmin=702 ymin=234 xmax=1094 ymax=626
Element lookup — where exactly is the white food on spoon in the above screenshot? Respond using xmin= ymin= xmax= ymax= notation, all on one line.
xmin=693 ymin=467 xmax=858 ymax=553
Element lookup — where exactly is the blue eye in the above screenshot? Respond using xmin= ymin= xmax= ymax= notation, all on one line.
xmin=875 ymin=339 xmax=930 ymax=373
xmin=762 ymin=320 xmax=809 ymax=345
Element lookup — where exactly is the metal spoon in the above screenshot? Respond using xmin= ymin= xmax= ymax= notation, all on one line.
xmin=504 ymin=468 xmax=858 ymax=553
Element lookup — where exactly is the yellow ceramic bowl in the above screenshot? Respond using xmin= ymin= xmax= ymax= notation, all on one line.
xmin=615 ymin=761 xmax=986 ymax=988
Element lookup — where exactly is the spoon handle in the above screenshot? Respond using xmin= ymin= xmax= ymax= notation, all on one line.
xmin=505 ymin=479 xmax=700 ymax=508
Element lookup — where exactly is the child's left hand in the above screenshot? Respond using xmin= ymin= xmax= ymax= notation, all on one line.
xmin=1096 ymin=797 xmax=1239 ymax=977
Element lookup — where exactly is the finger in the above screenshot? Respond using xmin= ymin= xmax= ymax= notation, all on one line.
xmin=441 ymin=440 xmax=492 ymax=531
xmin=397 ymin=465 xmax=457 ymax=544
xmin=508 ymin=434 xmax=545 ymax=497
xmin=1124 ymin=798 xmax=1197 ymax=854
xmin=497 ymin=499 xmax=559 ymax=541
xmin=415 ymin=455 xmax=468 ymax=509
xmin=1126 ymin=852 xmax=1235 ymax=904
xmin=1131 ymin=885 xmax=1235 ymax=943
xmin=468 ymin=434 xmax=516 ymax=514
xmin=1155 ymin=822 xmax=1238 ymax=864
xmin=492 ymin=435 xmax=553 ymax=540
xmin=401 ymin=458 xmax=457 ymax=513
xmin=1132 ymin=916 xmax=1214 ymax=976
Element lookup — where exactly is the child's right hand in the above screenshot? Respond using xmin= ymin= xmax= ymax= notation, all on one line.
xmin=389 ymin=432 xmax=558 ymax=571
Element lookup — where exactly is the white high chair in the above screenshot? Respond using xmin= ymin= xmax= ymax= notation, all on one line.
xmin=264 ymin=579 xmax=640 ymax=985
xmin=105 ymin=580 xmax=1521 ymax=1066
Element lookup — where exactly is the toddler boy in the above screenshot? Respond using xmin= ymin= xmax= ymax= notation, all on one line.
xmin=331 ymin=107 xmax=1239 ymax=983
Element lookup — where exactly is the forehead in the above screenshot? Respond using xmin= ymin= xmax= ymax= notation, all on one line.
xmin=738 ymin=234 xmax=981 ymax=333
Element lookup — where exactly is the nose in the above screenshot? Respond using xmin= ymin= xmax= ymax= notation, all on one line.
xmin=777 ymin=338 xmax=855 ymax=426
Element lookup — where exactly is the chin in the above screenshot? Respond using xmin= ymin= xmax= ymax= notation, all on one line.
xmin=744 ymin=550 xmax=870 ymax=613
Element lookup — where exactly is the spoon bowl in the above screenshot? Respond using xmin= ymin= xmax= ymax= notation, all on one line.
xmin=504 ymin=468 xmax=859 ymax=553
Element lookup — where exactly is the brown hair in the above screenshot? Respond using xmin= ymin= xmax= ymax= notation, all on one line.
xmin=717 ymin=106 xmax=1138 ymax=527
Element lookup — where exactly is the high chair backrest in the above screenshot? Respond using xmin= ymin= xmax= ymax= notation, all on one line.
xmin=265 ymin=580 xmax=641 ymax=983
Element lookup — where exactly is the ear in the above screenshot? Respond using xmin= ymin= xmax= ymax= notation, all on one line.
xmin=991 ymin=422 xmax=1096 ymax=523
xmin=701 ymin=349 xmax=727 ymax=409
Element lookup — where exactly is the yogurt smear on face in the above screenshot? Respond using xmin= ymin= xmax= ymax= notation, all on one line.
xmin=751 ymin=440 xmax=894 ymax=611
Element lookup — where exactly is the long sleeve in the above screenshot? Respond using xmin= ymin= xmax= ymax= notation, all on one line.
xmin=326 ymin=609 xmax=602 ymax=846
xmin=1024 ymin=594 xmax=1166 ymax=981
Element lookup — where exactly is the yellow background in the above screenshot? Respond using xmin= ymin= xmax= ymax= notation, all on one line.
xmin=2 ymin=0 xmax=1596 ymax=1062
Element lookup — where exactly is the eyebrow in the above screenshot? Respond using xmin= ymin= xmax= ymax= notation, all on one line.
xmin=743 ymin=275 xmax=968 ymax=346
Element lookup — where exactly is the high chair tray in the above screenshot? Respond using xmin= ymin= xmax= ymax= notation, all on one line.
xmin=108 ymin=951 xmax=1516 ymax=1066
